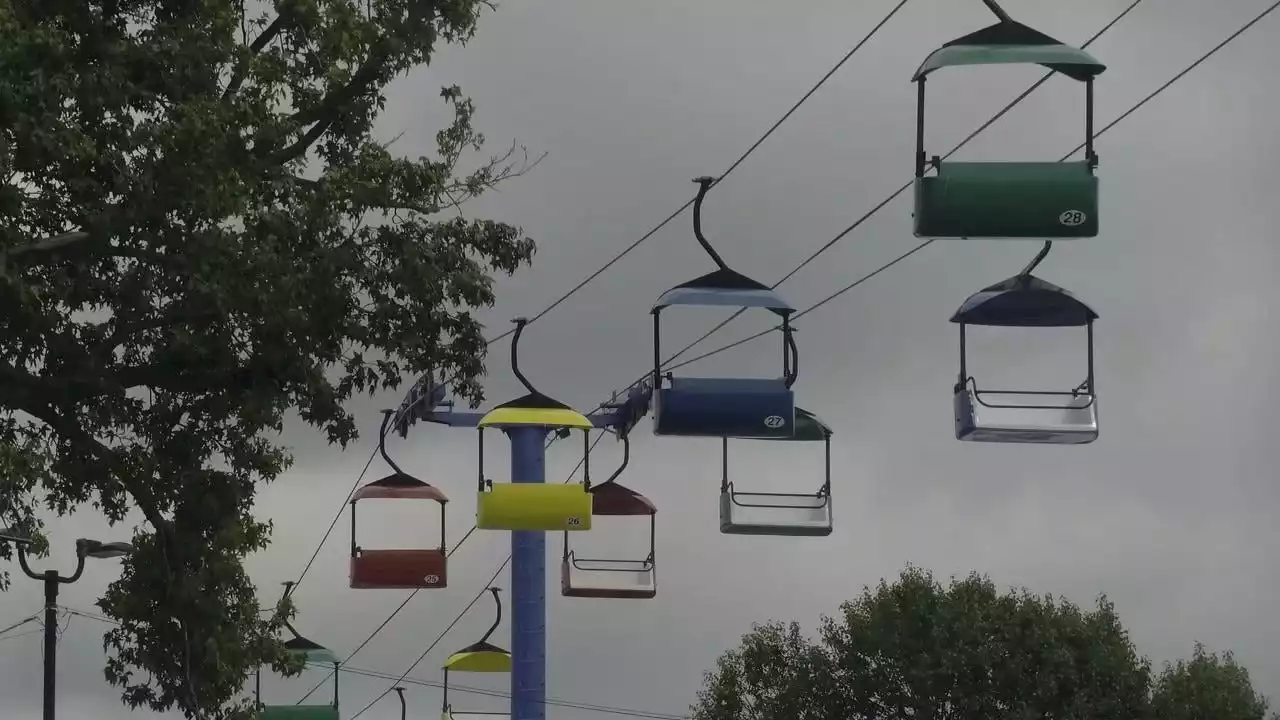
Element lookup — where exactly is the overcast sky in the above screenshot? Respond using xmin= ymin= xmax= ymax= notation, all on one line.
xmin=5 ymin=0 xmax=1280 ymax=718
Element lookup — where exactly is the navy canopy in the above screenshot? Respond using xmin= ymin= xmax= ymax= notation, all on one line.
xmin=951 ymin=274 xmax=1097 ymax=327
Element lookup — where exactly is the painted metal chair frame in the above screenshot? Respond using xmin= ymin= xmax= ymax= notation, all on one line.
xmin=912 ymin=1 xmax=1106 ymax=240
xmin=652 ymin=177 xmax=798 ymax=439
xmin=256 ymin=586 xmax=340 ymax=720
xmin=953 ymin=242 xmax=1098 ymax=445
xmin=475 ymin=318 xmax=594 ymax=531
xmin=349 ymin=409 xmax=449 ymax=589
xmin=562 ymin=433 xmax=657 ymax=599
xmin=442 ymin=588 xmax=511 ymax=720
xmin=719 ymin=407 xmax=833 ymax=537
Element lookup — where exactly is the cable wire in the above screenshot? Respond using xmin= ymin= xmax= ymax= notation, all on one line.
xmin=285 ymin=0 xmax=1276 ymax=712
xmin=285 ymin=0 xmax=912 ymax=596
xmin=322 ymin=2 xmax=1161 ymax=699
xmin=627 ymin=0 xmax=1280 ymax=382
xmin=626 ymin=0 xmax=1146 ymax=386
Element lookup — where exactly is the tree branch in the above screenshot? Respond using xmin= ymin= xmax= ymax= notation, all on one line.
xmin=223 ymin=13 xmax=290 ymax=100
xmin=268 ymin=0 xmax=440 ymax=165
xmin=5 ymin=390 xmax=171 ymax=534
xmin=267 ymin=51 xmax=390 ymax=165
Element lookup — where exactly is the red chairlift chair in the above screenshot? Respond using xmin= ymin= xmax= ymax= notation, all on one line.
xmin=561 ymin=433 xmax=657 ymax=599
xmin=349 ymin=409 xmax=449 ymax=589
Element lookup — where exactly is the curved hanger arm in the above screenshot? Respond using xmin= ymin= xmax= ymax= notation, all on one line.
xmin=278 ymin=581 xmax=302 ymax=638
xmin=394 ymin=687 xmax=407 ymax=720
xmin=783 ymin=324 xmax=799 ymax=388
xmin=1019 ymin=240 xmax=1053 ymax=278
xmin=981 ymin=0 xmax=1013 ymax=22
xmin=691 ymin=176 xmax=730 ymax=272
xmin=594 ymin=433 xmax=630 ymax=489
xmin=376 ymin=409 xmax=406 ymax=476
xmin=510 ymin=317 xmax=538 ymax=396
xmin=478 ymin=587 xmax=503 ymax=645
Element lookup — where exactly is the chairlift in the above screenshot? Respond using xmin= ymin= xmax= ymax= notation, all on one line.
xmin=349 ymin=410 xmax=448 ymax=589
xmin=953 ymin=241 xmax=1098 ymax=444
xmin=562 ymin=433 xmax=657 ymax=599
xmin=652 ymin=177 xmax=798 ymax=439
xmin=912 ymin=0 xmax=1105 ymax=239
xmin=442 ymin=588 xmax=511 ymax=720
xmin=256 ymin=585 xmax=340 ymax=720
xmin=719 ymin=407 xmax=833 ymax=537
xmin=476 ymin=318 xmax=593 ymax=531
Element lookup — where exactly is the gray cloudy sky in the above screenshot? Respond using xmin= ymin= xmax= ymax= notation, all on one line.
xmin=6 ymin=0 xmax=1280 ymax=717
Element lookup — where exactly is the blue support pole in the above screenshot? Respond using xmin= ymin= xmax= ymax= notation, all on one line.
xmin=507 ymin=426 xmax=549 ymax=720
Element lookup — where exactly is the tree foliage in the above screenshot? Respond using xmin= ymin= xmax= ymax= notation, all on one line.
xmin=0 ymin=0 xmax=538 ymax=716
xmin=1150 ymin=643 xmax=1277 ymax=720
xmin=693 ymin=566 xmax=1274 ymax=720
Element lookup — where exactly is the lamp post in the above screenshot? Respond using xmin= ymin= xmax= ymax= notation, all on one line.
xmin=0 ymin=527 xmax=134 ymax=720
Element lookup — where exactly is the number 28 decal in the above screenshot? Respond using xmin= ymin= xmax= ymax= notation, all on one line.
xmin=1058 ymin=209 xmax=1087 ymax=227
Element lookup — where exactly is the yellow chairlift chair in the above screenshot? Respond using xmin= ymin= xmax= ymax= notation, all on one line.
xmin=475 ymin=318 xmax=594 ymax=532
xmin=442 ymin=588 xmax=511 ymax=720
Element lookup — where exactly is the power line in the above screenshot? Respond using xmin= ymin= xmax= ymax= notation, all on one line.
xmin=0 ymin=612 xmax=40 ymax=637
xmin=285 ymin=0 xmax=912 ymax=597
xmin=58 ymin=608 xmax=683 ymax=720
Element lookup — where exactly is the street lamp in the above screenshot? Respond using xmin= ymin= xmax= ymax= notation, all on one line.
xmin=0 ymin=527 xmax=134 ymax=720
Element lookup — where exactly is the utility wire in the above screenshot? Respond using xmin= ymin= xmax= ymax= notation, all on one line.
xmin=60 ymin=608 xmax=682 ymax=720
xmin=0 ymin=611 xmax=39 ymax=637
xmin=285 ymin=0 xmax=912 ymax=596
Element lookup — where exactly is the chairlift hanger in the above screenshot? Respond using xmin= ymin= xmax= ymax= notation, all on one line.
xmin=256 ymin=583 xmax=340 ymax=720
xmin=442 ymin=588 xmax=511 ymax=720
xmin=348 ymin=410 xmax=449 ymax=590
xmin=911 ymin=1 xmax=1105 ymax=240
xmin=475 ymin=319 xmax=594 ymax=532
xmin=952 ymin=241 xmax=1099 ymax=444
xmin=650 ymin=177 xmax=799 ymax=439
xmin=562 ymin=432 xmax=658 ymax=599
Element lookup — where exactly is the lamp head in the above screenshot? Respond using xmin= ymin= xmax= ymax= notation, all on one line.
xmin=77 ymin=538 xmax=135 ymax=559
xmin=0 ymin=527 xmax=34 ymax=546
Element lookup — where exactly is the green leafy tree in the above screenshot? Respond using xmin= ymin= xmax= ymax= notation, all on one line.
xmin=693 ymin=566 xmax=1154 ymax=720
xmin=0 ymin=0 xmax=539 ymax=717
xmin=1151 ymin=643 xmax=1278 ymax=720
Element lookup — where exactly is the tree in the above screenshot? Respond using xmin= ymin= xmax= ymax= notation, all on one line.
xmin=693 ymin=566 xmax=1157 ymax=720
xmin=1151 ymin=643 xmax=1278 ymax=720
xmin=0 ymin=1 xmax=539 ymax=717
